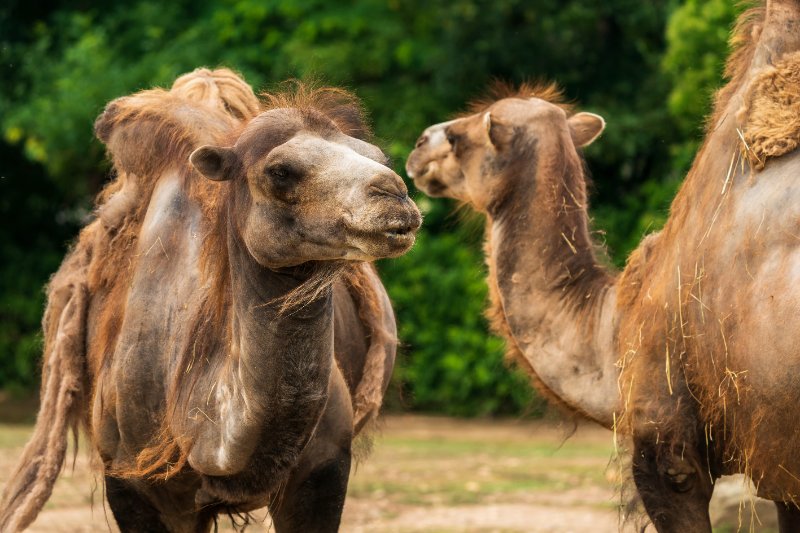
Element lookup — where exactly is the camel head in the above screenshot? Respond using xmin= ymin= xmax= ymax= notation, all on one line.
xmin=191 ymin=106 xmax=422 ymax=268
xmin=406 ymin=92 xmax=605 ymax=213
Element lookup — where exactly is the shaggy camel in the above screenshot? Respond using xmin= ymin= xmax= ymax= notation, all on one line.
xmin=0 ymin=68 xmax=421 ymax=532
xmin=407 ymin=1 xmax=800 ymax=530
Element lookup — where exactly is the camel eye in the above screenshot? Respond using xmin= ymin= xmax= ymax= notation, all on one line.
xmin=267 ymin=163 xmax=301 ymax=183
xmin=446 ymin=132 xmax=459 ymax=152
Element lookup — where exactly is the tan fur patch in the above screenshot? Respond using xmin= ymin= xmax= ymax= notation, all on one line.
xmin=0 ymin=242 xmax=91 ymax=532
xmin=739 ymin=50 xmax=800 ymax=170
xmin=342 ymin=263 xmax=396 ymax=430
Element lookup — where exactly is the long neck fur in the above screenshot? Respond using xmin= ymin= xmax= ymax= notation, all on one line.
xmin=168 ymin=181 xmax=335 ymax=481
xmin=485 ymin=128 xmax=619 ymax=427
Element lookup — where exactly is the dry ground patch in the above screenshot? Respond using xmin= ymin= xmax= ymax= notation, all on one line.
xmin=0 ymin=415 xmax=778 ymax=532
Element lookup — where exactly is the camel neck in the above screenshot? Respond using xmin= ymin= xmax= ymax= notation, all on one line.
xmin=486 ymin=136 xmax=619 ymax=427
xmin=226 ymin=223 xmax=333 ymax=416
xmin=183 ymin=214 xmax=333 ymax=477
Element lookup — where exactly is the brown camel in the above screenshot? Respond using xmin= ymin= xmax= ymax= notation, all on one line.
xmin=407 ymin=1 xmax=800 ymax=530
xmin=0 ymin=68 xmax=421 ymax=532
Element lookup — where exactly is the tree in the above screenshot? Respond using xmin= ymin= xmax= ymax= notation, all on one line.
xmin=0 ymin=0 xmax=744 ymax=415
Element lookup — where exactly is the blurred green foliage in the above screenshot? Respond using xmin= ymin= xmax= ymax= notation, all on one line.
xmin=0 ymin=0 xmax=741 ymax=414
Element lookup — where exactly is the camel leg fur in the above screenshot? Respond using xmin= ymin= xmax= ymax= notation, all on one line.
xmin=776 ymin=502 xmax=800 ymax=532
xmin=268 ymin=367 xmax=354 ymax=533
xmin=104 ymin=476 xmax=171 ymax=533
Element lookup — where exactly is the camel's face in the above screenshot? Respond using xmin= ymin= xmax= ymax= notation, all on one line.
xmin=407 ymin=98 xmax=605 ymax=212
xmin=191 ymin=110 xmax=421 ymax=267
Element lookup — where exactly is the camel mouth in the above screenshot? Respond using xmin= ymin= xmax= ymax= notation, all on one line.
xmin=348 ymin=227 xmax=416 ymax=257
xmin=382 ymin=224 xmax=417 ymax=242
xmin=411 ymin=173 xmax=448 ymax=197
xmin=380 ymin=229 xmax=417 ymax=254
xmin=407 ymin=161 xmax=448 ymax=197
xmin=378 ymin=215 xmax=421 ymax=246
xmin=346 ymin=212 xmax=421 ymax=257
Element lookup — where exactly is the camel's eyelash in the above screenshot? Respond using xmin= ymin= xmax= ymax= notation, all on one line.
xmin=266 ymin=163 xmax=303 ymax=182
xmin=446 ymin=132 xmax=462 ymax=153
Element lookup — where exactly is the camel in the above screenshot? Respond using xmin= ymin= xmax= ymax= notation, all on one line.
xmin=0 ymin=68 xmax=421 ymax=532
xmin=407 ymin=1 xmax=800 ymax=530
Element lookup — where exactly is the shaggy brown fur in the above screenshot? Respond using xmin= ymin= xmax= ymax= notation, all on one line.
xmin=0 ymin=68 xmax=409 ymax=532
xmin=739 ymin=50 xmax=800 ymax=169
xmin=710 ymin=2 xmax=766 ymax=128
xmin=482 ymin=205 xmax=603 ymax=423
xmin=341 ymin=264 xmax=397 ymax=429
xmin=463 ymin=79 xmax=575 ymax=116
xmin=409 ymin=4 xmax=800 ymax=528
xmin=1 ymin=69 xmax=256 ymax=531
xmin=0 ymin=243 xmax=91 ymax=532
xmin=261 ymin=80 xmax=372 ymax=140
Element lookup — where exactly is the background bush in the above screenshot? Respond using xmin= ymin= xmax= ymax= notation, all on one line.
xmin=0 ymin=0 xmax=742 ymax=414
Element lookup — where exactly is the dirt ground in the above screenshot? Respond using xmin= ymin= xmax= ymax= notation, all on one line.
xmin=0 ymin=415 xmax=779 ymax=532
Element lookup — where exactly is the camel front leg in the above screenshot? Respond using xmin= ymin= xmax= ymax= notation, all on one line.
xmin=776 ymin=501 xmax=800 ymax=532
xmin=105 ymin=476 xmax=171 ymax=533
xmin=268 ymin=366 xmax=354 ymax=533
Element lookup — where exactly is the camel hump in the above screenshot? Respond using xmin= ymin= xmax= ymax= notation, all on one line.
xmin=342 ymin=263 xmax=397 ymax=431
xmin=170 ymin=67 xmax=260 ymax=121
xmin=739 ymin=50 xmax=800 ymax=170
xmin=94 ymin=68 xmax=260 ymax=178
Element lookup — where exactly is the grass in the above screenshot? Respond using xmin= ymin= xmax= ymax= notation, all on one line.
xmin=0 ymin=414 xmax=781 ymax=532
xmin=345 ymin=417 xmax=620 ymax=511
xmin=0 ymin=424 xmax=36 ymax=448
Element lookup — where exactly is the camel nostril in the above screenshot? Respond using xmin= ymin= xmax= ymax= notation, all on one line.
xmin=369 ymin=173 xmax=408 ymax=199
xmin=415 ymin=134 xmax=429 ymax=148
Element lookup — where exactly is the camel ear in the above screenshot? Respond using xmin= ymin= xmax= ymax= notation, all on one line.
xmin=190 ymin=145 xmax=237 ymax=181
xmin=568 ymin=112 xmax=605 ymax=148
xmin=484 ymin=112 xmax=514 ymax=149
xmin=94 ymin=101 xmax=118 ymax=144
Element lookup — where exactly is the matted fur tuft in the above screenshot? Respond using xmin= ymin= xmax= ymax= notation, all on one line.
xmin=343 ymin=263 xmax=396 ymax=430
xmin=171 ymin=67 xmax=261 ymax=121
xmin=710 ymin=2 xmax=765 ymax=127
xmin=0 ymin=239 xmax=92 ymax=532
xmin=261 ymin=79 xmax=372 ymax=141
xmin=738 ymin=50 xmax=800 ymax=169
xmin=465 ymin=79 xmax=575 ymax=117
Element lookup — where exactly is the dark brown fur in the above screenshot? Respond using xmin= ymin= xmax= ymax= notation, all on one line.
xmin=0 ymin=68 xmax=407 ymax=532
